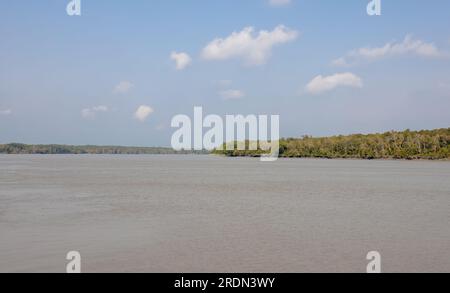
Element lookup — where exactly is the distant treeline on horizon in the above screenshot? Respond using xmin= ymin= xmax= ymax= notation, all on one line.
xmin=2 ymin=128 xmax=449 ymax=160
xmin=0 ymin=144 xmax=206 ymax=155
xmin=214 ymin=128 xmax=450 ymax=160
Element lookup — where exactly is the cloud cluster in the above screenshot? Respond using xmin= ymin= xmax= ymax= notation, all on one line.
xmin=81 ymin=106 xmax=108 ymax=119
xmin=305 ymin=73 xmax=363 ymax=95
xmin=170 ymin=51 xmax=192 ymax=70
xmin=134 ymin=105 xmax=154 ymax=122
xmin=201 ymin=25 xmax=298 ymax=65
xmin=333 ymin=35 xmax=445 ymax=66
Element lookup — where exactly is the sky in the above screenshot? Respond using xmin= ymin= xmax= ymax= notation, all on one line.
xmin=1 ymin=0 xmax=450 ymax=147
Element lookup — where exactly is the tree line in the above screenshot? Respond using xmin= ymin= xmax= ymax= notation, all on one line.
xmin=0 ymin=143 xmax=206 ymax=155
xmin=2 ymin=128 xmax=449 ymax=159
xmin=213 ymin=128 xmax=450 ymax=160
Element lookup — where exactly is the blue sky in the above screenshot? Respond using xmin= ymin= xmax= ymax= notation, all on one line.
xmin=1 ymin=0 xmax=450 ymax=146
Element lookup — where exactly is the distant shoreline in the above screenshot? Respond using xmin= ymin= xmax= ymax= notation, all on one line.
xmin=0 ymin=143 xmax=207 ymax=155
xmin=210 ymin=154 xmax=450 ymax=162
xmin=0 ymin=153 xmax=448 ymax=163
xmin=213 ymin=128 xmax=450 ymax=161
xmin=1 ymin=127 xmax=449 ymax=160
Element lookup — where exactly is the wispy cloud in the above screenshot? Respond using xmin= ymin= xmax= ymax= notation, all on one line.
xmin=305 ymin=72 xmax=363 ymax=95
xmin=155 ymin=123 xmax=166 ymax=131
xmin=333 ymin=35 xmax=447 ymax=66
xmin=81 ymin=106 xmax=109 ymax=119
xmin=269 ymin=0 xmax=292 ymax=7
xmin=170 ymin=51 xmax=192 ymax=70
xmin=216 ymin=79 xmax=233 ymax=87
xmin=215 ymin=80 xmax=245 ymax=100
xmin=201 ymin=25 xmax=298 ymax=65
xmin=220 ymin=89 xmax=245 ymax=100
xmin=0 ymin=109 xmax=12 ymax=116
xmin=134 ymin=105 xmax=154 ymax=122
xmin=113 ymin=81 xmax=134 ymax=94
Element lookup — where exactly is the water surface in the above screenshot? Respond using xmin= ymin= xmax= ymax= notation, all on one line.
xmin=0 ymin=155 xmax=449 ymax=272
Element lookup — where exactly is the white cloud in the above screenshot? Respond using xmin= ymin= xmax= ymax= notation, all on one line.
xmin=305 ymin=73 xmax=363 ymax=95
xmin=170 ymin=51 xmax=192 ymax=70
xmin=113 ymin=81 xmax=134 ymax=94
xmin=201 ymin=25 xmax=298 ymax=65
xmin=333 ymin=35 xmax=446 ymax=66
xmin=81 ymin=105 xmax=108 ymax=119
xmin=0 ymin=109 xmax=12 ymax=116
xmin=269 ymin=0 xmax=291 ymax=6
xmin=220 ymin=89 xmax=245 ymax=100
xmin=134 ymin=105 xmax=154 ymax=122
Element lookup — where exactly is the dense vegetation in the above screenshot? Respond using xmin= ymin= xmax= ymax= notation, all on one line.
xmin=214 ymin=128 xmax=450 ymax=160
xmin=0 ymin=144 xmax=206 ymax=155
xmin=2 ymin=128 xmax=449 ymax=159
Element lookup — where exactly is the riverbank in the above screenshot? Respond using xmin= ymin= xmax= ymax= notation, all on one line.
xmin=213 ymin=128 xmax=450 ymax=160
xmin=0 ymin=143 xmax=207 ymax=155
